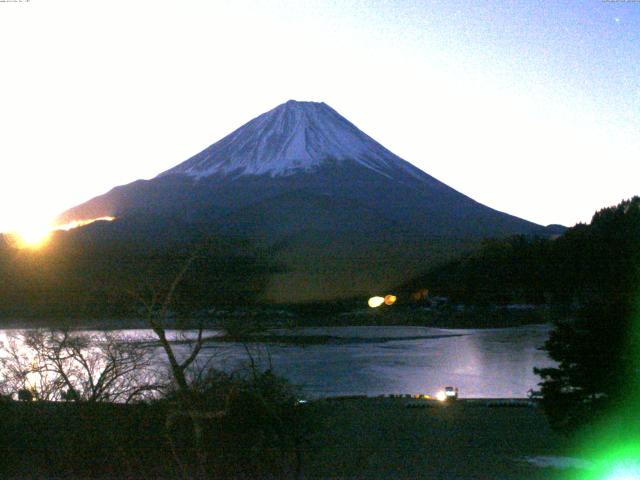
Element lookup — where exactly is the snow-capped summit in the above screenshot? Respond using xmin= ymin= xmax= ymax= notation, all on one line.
xmin=160 ymin=100 xmax=419 ymax=179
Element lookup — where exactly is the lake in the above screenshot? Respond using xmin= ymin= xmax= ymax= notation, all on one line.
xmin=166 ymin=324 xmax=554 ymax=399
xmin=0 ymin=324 xmax=554 ymax=399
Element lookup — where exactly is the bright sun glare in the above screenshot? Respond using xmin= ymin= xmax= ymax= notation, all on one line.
xmin=5 ymin=216 xmax=115 ymax=249
xmin=12 ymin=225 xmax=53 ymax=249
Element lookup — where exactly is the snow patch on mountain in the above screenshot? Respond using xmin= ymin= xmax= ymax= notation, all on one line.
xmin=160 ymin=100 xmax=422 ymax=180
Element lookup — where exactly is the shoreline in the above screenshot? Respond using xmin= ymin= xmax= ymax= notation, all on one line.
xmin=0 ymin=303 xmax=556 ymax=330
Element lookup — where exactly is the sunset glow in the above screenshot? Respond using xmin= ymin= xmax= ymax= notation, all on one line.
xmin=9 ymin=225 xmax=52 ymax=249
xmin=56 ymin=217 xmax=115 ymax=232
xmin=5 ymin=216 xmax=115 ymax=249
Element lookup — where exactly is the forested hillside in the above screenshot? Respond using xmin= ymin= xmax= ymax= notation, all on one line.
xmin=406 ymin=196 xmax=640 ymax=308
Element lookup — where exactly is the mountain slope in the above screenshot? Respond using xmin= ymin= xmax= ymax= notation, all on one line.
xmin=58 ymin=100 xmax=545 ymax=302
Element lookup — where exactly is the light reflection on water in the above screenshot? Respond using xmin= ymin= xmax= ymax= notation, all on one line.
xmin=0 ymin=325 xmax=554 ymax=399
xmin=167 ymin=324 xmax=554 ymax=399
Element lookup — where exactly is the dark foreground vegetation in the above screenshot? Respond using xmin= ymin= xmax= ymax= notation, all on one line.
xmin=0 ymin=369 xmax=311 ymax=479
xmin=0 ymin=397 xmax=570 ymax=480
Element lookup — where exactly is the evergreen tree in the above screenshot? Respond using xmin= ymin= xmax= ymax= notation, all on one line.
xmin=534 ymin=197 xmax=640 ymax=431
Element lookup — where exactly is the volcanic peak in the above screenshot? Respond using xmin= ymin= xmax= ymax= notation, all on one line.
xmin=160 ymin=100 xmax=418 ymax=179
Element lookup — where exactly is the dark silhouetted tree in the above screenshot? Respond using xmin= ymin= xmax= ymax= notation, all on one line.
xmin=534 ymin=197 xmax=640 ymax=431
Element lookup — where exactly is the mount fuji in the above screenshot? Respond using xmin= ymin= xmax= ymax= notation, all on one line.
xmin=160 ymin=100 xmax=424 ymax=179
xmin=59 ymin=100 xmax=547 ymax=302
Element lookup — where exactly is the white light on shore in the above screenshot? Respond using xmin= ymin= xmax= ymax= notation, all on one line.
xmin=368 ymin=296 xmax=385 ymax=308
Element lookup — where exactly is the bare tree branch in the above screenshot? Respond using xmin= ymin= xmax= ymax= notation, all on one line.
xmin=0 ymin=329 xmax=162 ymax=403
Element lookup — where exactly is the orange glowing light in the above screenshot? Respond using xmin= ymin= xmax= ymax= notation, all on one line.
xmin=384 ymin=294 xmax=397 ymax=305
xmin=56 ymin=216 xmax=115 ymax=231
xmin=5 ymin=216 xmax=115 ymax=249
xmin=13 ymin=227 xmax=52 ymax=249
xmin=5 ymin=222 xmax=53 ymax=249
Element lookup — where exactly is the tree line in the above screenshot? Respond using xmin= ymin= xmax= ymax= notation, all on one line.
xmin=407 ymin=196 xmax=640 ymax=310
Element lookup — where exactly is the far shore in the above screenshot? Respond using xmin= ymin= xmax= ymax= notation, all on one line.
xmin=0 ymin=302 xmax=557 ymax=331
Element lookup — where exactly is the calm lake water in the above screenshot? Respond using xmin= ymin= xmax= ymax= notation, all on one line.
xmin=166 ymin=324 xmax=553 ymax=399
xmin=0 ymin=324 xmax=554 ymax=399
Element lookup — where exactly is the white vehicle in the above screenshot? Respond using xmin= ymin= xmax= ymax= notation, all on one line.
xmin=444 ymin=386 xmax=459 ymax=400
xmin=435 ymin=386 xmax=459 ymax=401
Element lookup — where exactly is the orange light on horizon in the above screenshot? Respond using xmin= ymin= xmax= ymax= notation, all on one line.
xmin=4 ymin=216 xmax=115 ymax=249
xmin=56 ymin=216 xmax=115 ymax=231
xmin=7 ymin=225 xmax=53 ymax=249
